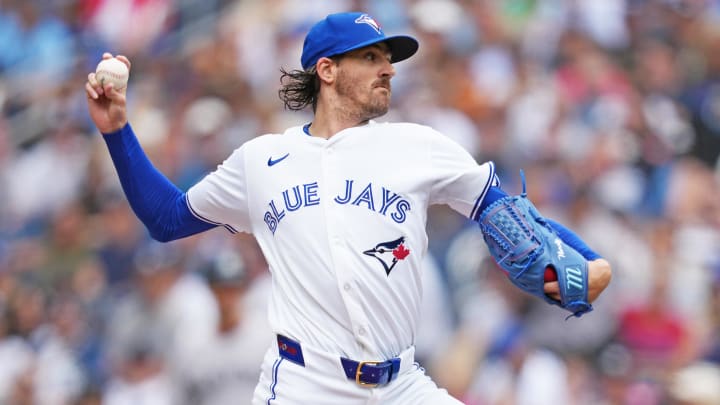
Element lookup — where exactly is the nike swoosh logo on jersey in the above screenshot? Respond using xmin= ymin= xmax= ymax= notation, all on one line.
xmin=267 ymin=153 xmax=290 ymax=166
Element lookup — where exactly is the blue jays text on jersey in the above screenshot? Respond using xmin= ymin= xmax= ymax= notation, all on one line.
xmin=263 ymin=179 xmax=411 ymax=234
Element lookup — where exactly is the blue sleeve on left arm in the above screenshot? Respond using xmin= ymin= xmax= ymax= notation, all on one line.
xmin=545 ymin=219 xmax=601 ymax=261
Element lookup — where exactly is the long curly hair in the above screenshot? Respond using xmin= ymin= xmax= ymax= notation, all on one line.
xmin=278 ymin=56 xmax=342 ymax=112
xmin=278 ymin=67 xmax=320 ymax=112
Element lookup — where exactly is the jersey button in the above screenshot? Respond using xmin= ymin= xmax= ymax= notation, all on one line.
xmin=358 ymin=327 xmax=366 ymax=336
xmin=343 ymin=283 xmax=351 ymax=291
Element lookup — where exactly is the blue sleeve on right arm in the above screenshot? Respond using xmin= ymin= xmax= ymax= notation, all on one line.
xmin=102 ymin=123 xmax=216 ymax=241
xmin=478 ymin=185 xmax=507 ymax=213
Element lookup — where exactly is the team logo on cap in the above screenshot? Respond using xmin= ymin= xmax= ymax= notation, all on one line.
xmin=355 ymin=14 xmax=382 ymax=34
xmin=363 ymin=236 xmax=410 ymax=276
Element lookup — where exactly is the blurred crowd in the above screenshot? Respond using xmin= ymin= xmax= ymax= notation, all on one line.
xmin=1 ymin=0 xmax=720 ymax=404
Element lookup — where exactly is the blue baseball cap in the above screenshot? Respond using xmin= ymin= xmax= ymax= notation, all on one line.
xmin=301 ymin=12 xmax=419 ymax=70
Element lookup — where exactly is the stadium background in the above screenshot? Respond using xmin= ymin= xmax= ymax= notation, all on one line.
xmin=1 ymin=0 xmax=720 ymax=403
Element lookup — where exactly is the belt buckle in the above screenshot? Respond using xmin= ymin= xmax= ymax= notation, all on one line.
xmin=355 ymin=361 xmax=382 ymax=388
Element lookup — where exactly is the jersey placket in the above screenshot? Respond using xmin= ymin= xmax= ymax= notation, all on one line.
xmin=320 ymin=141 xmax=376 ymax=357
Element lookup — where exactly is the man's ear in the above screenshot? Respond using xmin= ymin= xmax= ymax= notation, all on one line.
xmin=316 ymin=57 xmax=336 ymax=84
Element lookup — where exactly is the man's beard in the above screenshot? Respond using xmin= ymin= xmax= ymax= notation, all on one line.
xmin=335 ymin=70 xmax=390 ymax=121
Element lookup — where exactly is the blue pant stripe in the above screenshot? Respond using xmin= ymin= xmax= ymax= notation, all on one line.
xmin=266 ymin=357 xmax=283 ymax=404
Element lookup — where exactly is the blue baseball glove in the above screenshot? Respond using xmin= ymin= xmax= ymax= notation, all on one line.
xmin=477 ymin=177 xmax=593 ymax=318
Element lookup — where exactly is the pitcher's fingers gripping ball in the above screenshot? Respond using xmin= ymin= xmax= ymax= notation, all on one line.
xmin=95 ymin=57 xmax=129 ymax=90
xmin=477 ymin=173 xmax=593 ymax=318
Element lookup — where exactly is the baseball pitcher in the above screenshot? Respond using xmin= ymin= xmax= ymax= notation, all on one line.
xmin=85 ymin=11 xmax=612 ymax=405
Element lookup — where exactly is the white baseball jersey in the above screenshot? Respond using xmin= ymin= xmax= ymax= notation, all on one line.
xmin=187 ymin=121 xmax=495 ymax=361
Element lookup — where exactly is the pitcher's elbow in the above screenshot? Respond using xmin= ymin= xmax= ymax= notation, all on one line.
xmin=148 ymin=227 xmax=175 ymax=243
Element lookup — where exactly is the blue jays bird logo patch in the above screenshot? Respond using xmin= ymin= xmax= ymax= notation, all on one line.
xmin=355 ymin=14 xmax=382 ymax=34
xmin=363 ymin=237 xmax=410 ymax=276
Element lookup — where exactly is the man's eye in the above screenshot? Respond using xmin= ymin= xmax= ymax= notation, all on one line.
xmin=365 ymin=53 xmax=376 ymax=61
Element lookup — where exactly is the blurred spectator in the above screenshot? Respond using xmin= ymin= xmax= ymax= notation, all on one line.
xmin=4 ymin=124 xmax=92 ymax=230
xmin=40 ymin=202 xmax=95 ymax=291
xmin=30 ymin=295 xmax=90 ymax=405
xmin=92 ymin=193 xmax=145 ymax=287
xmin=104 ymin=240 xmax=216 ymax=378
xmin=6 ymin=279 xmax=47 ymax=340
xmin=616 ymin=268 xmax=692 ymax=377
xmin=178 ymin=247 xmax=272 ymax=405
xmin=464 ymin=325 xmax=572 ymax=405
xmin=175 ymin=96 xmax=234 ymax=189
xmin=101 ymin=340 xmax=178 ymax=405
xmin=680 ymin=25 xmax=720 ymax=168
xmin=81 ymin=0 xmax=172 ymax=56
xmin=667 ymin=361 xmax=720 ymax=405
xmin=0 ymin=1 xmax=76 ymax=103
xmin=705 ymin=262 xmax=720 ymax=364
xmin=0 ymin=303 xmax=34 ymax=403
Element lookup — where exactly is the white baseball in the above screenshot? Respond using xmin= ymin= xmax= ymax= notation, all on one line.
xmin=95 ymin=57 xmax=129 ymax=90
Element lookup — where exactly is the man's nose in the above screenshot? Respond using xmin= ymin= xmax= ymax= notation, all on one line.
xmin=380 ymin=61 xmax=395 ymax=78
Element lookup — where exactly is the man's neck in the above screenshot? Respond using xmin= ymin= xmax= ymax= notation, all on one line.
xmin=309 ymin=97 xmax=370 ymax=139
xmin=307 ymin=117 xmax=369 ymax=139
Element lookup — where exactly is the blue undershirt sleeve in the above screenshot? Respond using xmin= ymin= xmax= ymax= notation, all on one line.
xmin=544 ymin=219 xmax=601 ymax=260
xmin=477 ymin=185 xmax=505 ymax=213
xmin=478 ymin=186 xmax=602 ymax=260
xmin=102 ymin=123 xmax=216 ymax=242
